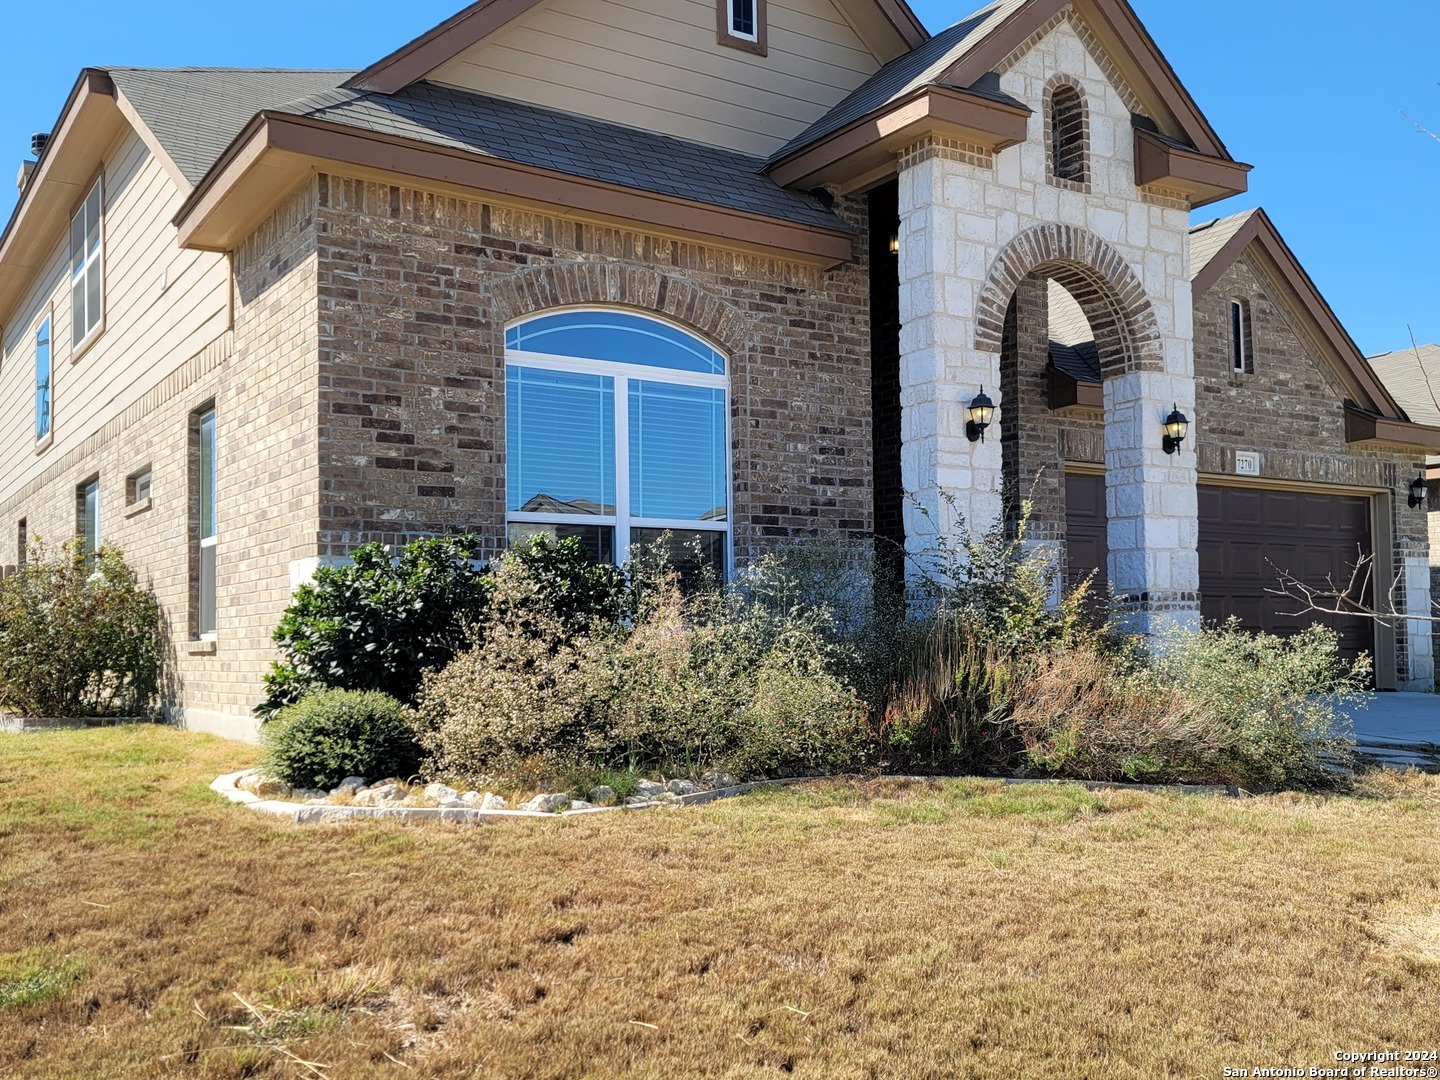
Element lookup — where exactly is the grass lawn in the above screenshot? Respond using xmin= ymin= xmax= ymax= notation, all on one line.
xmin=1 ymin=729 xmax=1438 ymax=1079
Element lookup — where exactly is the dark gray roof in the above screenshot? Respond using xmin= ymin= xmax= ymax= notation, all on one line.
xmin=1369 ymin=344 xmax=1440 ymax=430
xmin=769 ymin=0 xmax=1027 ymax=163
xmin=104 ymin=68 xmax=353 ymax=185
xmin=272 ymin=81 xmax=846 ymax=232
xmin=1050 ymin=341 xmax=1100 ymax=382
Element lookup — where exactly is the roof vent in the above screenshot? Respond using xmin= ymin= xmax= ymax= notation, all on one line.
xmin=30 ymin=133 xmax=50 ymax=157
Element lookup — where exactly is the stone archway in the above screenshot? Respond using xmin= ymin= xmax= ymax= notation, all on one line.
xmin=974 ymin=223 xmax=1163 ymax=376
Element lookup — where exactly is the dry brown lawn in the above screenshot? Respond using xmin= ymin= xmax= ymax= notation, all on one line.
xmin=1 ymin=727 xmax=1439 ymax=1079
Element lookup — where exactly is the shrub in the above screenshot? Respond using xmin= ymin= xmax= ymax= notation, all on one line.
xmin=414 ymin=612 xmax=611 ymax=788
xmin=259 ymin=690 xmax=420 ymax=790
xmin=1146 ymin=620 xmax=1365 ymax=789
xmin=260 ymin=536 xmax=490 ymax=715
xmin=0 ymin=540 xmax=161 ymax=718
xmin=1007 ymin=641 xmax=1213 ymax=783
xmin=486 ymin=534 xmax=629 ymax=639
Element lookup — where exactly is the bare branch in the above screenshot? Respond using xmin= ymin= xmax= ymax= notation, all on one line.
xmin=1265 ymin=550 xmax=1439 ymax=626
xmin=1401 ymin=109 xmax=1440 ymax=145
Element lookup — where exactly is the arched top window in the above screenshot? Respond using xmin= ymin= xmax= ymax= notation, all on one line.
xmin=506 ymin=310 xmax=725 ymax=375
xmin=1049 ymin=83 xmax=1088 ymax=187
xmin=504 ymin=308 xmax=730 ymax=579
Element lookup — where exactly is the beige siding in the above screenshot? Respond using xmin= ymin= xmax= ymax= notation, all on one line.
xmin=0 ymin=127 xmax=231 ymax=515
xmin=429 ymin=0 xmax=882 ymax=156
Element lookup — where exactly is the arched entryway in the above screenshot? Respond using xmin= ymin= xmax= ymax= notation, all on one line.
xmin=974 ymin=224 xmax=1199 ymax=630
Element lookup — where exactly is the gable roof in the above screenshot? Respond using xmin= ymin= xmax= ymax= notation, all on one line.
xmin=769 ymin=0 xmax=1239 ymax=172
xmin=1369 ymin=344 xmax=1440 ymax=431
xmin=1187 ymin=208 xmax=1401 ymax=417
xmin=106 ymin=68 xmax=352 ymax=185
xmin=348 ymin=0 xmax=930 ymax=95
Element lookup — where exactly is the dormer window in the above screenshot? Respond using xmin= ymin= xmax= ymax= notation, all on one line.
xmin=1048 ymin=82 xmax=1089 ymax=188
xmin=1230 ymin=299 xmax=1253 ymax=374
xmin=718 ymin=0 xmax=766 ymax=54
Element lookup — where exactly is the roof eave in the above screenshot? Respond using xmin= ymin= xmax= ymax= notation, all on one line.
xmin=765 ymin=84 xmax=1031 ymax=193
xmin=0 ymin=69 xmax=122 ymax=329
xmin=1133 ymin=128 xmax=1250 ymax=209
xmin=1344 ymin=407 xmax=1440 ymax=453
xmin=175 ymin=111 xmax=856 ymax=269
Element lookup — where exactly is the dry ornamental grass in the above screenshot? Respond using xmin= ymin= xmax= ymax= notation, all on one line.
xmin=1 ymin=727 xmax=1438 ymax=1078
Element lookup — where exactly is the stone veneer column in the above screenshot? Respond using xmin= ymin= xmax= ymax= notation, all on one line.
xmin=897 ymin=140 xmax=1004 ymax=568
xmin=1104 ymin=365 xmax=1200 ymax=634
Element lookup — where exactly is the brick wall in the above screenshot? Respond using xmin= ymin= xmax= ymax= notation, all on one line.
xmin=311 ymin=175 xmax=874 ymax=563
xmin=0 ymin=183 xmax=324 ymax=739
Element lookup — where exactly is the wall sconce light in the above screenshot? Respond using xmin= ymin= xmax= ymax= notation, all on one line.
xmin=966 ymin=388 xmax=995 ymax=443
xmin=1162 ymin=404 xmax=1189 ymax=455
xmin=888 ymin=234 xmax=900 ymax=255
xmin=1409 ymin=475 xmax=1428 ymax=509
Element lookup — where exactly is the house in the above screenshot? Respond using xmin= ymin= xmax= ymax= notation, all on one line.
xmin=2 ymin=0 xmax=1437 ymax=741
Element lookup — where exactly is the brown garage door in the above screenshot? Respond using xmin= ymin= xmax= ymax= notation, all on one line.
xmin=1064 ymin=473 xmax=1375 ymax=662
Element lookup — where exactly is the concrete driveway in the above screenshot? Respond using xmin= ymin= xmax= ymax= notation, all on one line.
xmin=1345 ymin=693 xmax=1440 ymax=771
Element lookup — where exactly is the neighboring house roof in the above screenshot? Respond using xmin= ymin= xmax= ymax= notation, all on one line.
xmin=1048 ymin=279 xmax=1101 ymax=380
xmin=266 ymin=82 xmax=845 ymax=232
xmin=1368 ymin=344 xmax=1440 ymax=430
xmin=105 ymin=68 xmax=353 ymax=185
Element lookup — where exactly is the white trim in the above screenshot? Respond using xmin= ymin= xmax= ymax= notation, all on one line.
xmin=69 ymin=177 xmax=104 ymax=352
xmin=504 ymin=349 xmax=726 ymax=388
xmin=727 ymin=0 xmax=759 ymax=41
xmin=507 ymin=511 xmax=618 ymax=526
xmin=1229 ymin=298 xmax=1249 ymax=373
xmin=614 ymin=371 xmax=632 ymax=560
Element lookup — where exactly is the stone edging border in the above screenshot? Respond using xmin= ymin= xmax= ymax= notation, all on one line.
xmin=210 ymin=770 xmax=1236 ymax=825
xmin=209 ymin=770 xmax=811 ymax=823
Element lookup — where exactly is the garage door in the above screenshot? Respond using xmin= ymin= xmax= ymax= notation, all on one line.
xmin=1064 ymin=473 xmax=1376 ymax=662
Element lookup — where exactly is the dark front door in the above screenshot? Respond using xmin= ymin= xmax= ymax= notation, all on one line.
xmin=1063 ymin=473 xmax=1376 ymax=664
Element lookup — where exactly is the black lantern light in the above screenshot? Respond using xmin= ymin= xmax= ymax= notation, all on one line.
xmin=1162 ymin=404 xmax=1189 ymax=455
xmin=966 ymin=388 xmax=996 ymax=443
xmin=1409 ymin=475 xmax=1428 ymax=509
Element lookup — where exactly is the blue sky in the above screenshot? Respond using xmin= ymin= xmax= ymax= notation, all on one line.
xmin=0 ymin=0 xmax=1434 ymax=355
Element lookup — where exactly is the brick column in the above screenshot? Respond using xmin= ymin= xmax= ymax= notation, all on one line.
xmin=1104 ymin=367 xmax=1200 ymax=634
xmin=897 ymin=143 xmax=1003 ymax=569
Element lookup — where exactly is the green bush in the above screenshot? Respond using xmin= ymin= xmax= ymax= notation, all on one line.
xmin=0 ymin=540 xmax=161 ymax=718
xmin=259 ymin=536 xmax=490 ymax=715
xmin=1146 ymin=620 xmax=1365 ymax=789
xmin=259 ymin=690 xmax=420 ymax=790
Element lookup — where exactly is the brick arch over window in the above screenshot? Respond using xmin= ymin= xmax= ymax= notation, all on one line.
xmin=975 ymin=224 xmax=1162 ymax=376
xmin=489 ymin=262 xmax=746 ymax=356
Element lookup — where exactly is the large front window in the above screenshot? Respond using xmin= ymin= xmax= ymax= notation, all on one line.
xmin=505 ymin=310 xmax=729 ymax=577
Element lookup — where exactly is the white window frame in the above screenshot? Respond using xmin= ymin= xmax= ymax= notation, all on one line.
xmin=197 ymin=409 xmax=218 ymax=640
xmin=34 ymin=312 xmax=53 ymax=448
xmin=1230 ymin=298 xmax=1250 ymax=374
xmin=727 ymin=0 xmax=759 ymax=41
xmin=504 ymin=308 xmax=733 ymax=576
xmin=70 ymin=177 xmax=104 ymax=352
xmin=79 ymin=477 xmax=100 ymax=556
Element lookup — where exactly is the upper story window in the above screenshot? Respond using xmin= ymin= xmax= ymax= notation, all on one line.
xmin=34 ymin=315 xmax=52 ymax=445
xmin=70 ymin=178 xmax=104 ymax=350
xmin=1230 ymin=299 xmax=1253 ymax=374
xmin=505 ymin=309 xmax=730 ymax=580
xmin=718 ymin=0 xmax=766 ymax=54
xmin=1048 ymin=83 xmax=1089 ymax=188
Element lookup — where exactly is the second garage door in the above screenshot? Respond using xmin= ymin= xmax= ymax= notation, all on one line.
xmin=1064 ymin=473 xmax=1376 ymax=662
